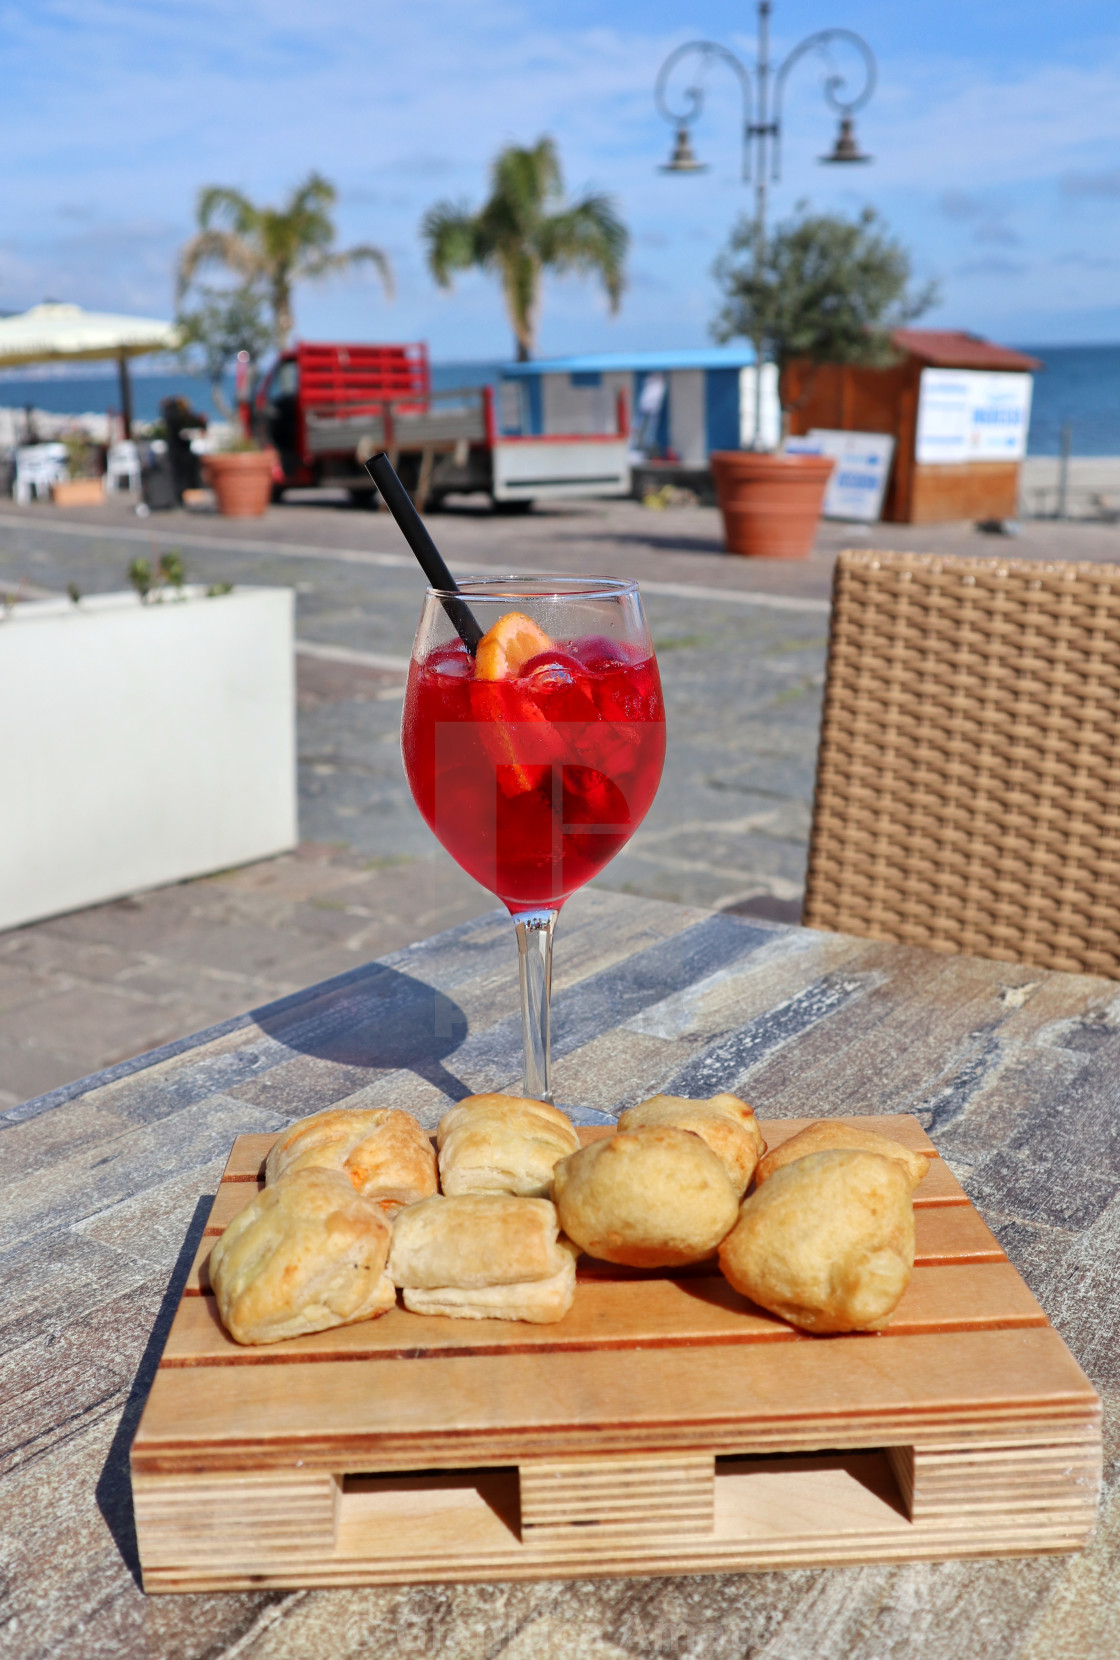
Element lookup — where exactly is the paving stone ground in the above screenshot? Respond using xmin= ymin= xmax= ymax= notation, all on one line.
xmin=2 ymin=493 xmax=1117 ymax=1104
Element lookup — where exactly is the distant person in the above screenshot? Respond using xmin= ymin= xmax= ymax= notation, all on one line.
xmin=635 ymin=373 xmax=666 ymax=458
xmin=160 ymin=395 xmax=208 ymax=502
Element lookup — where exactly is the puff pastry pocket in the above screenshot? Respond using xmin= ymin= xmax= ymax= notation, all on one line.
xmin=436 ymin=1093 xmax=579 ymax=1198
xmin=264 ymin=1106 xmax=438 ymax=1218
xmin=551 ymin=1126 xmax=740 ymax=1268
xmin=719 ymin=1149 xmax=916 ymax=1334
xmin=388 ymin=1193 xmax=577 ymax=1323
xmin=754 ymin=1119 xmax=930 ymax=1192
xmin=209 ymin=1168 xmax=396 ymax=1345
xmin=617 ymin=1092 xmax=765 ymax=1198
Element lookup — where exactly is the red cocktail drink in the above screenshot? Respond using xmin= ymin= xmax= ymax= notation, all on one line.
xmin=403 ymin=633 xmax=665 ymax=910
xmin=402 ymin=577 xmax=664 ymax=1102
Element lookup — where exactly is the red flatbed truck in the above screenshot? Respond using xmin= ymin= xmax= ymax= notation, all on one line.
xmin=254 ymin=341 xmax=630 ymax=511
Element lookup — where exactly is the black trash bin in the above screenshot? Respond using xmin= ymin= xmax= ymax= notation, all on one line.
xmin=140 ymin=450 xmax=176 ymax=511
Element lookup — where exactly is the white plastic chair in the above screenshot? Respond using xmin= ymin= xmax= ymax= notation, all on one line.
xmin=106 ymin=440 xmax=142 ymax=494
xmin=13 ymin=444 xmax=68 ymax=503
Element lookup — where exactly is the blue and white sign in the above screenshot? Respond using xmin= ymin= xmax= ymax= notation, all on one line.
xmin=785 ymin=429 xmax=895 ymax=521
xmin=915 ymin=369 xmax=1033 ymax=465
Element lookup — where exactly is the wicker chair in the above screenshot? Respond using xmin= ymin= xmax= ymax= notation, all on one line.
xmin=803 ymin=548 xmax=1120 ymax=977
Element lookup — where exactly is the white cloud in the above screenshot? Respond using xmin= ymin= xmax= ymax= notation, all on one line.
xmin=0 ymin=4 xmax=1118 ymax=350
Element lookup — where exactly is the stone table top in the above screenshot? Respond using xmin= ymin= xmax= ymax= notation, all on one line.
xmin=3 ymin=888 xmax=1118 ymax=1660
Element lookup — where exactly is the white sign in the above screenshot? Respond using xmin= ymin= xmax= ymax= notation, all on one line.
xmin=915 ymin=369 xmax=1033 ymax=465
xmin=784 ymin=429 xmax=895 ymax=521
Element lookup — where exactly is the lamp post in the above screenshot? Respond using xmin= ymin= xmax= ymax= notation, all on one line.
xmin=655 ymin=1 xmax=876 ymax=446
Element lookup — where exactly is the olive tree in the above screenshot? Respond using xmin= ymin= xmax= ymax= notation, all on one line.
xmin=712 ymin=204 xmax=938 ymax=438
xmin=175 ymin=285 xmax=273 ymax=417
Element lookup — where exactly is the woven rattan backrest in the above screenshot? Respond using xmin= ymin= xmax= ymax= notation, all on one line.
xmin=803 ymin=549 xmax=1120 ymax=977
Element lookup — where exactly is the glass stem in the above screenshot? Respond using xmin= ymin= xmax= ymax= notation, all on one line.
xmin=513 ymin=908 xmax=558 ymax=1102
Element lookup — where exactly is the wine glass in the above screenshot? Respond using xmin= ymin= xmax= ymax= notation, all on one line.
xmin=402 ymin=576 xmax=665 ymax=1103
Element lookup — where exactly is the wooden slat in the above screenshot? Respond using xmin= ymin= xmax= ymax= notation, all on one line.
xmin=912 ymin=1204 xmax=1004 ymax=1264
xmin=163 ymin=1263 xmax=1047 ymax=1368
xmin=203 ymin=1181 xmax=261 ymax=1233
xmin=132 ymin=1326 xmax=1099 ymax=1476
xmin=184 ymin=1201 xmax=1005 ymax=1297
xmin=217 ymin=1135 xmax=272 ymax=1182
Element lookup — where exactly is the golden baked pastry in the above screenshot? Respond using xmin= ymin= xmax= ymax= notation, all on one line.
xmin=388 ymin=1193 xmax=576 ymax=1323
xmin=400 ymin=1261 xmax=576 ymax=1323
xmin=264 ymin=1106 xmax=437 ymax=1218
xmin=209 ymin=1168 xmax=395 ymax=1346
xmin=755 ymin=1119 xmax=930 ymax=1191
xmin=436 ymin=1093 xmax=579 ymax=1198
xmin=551 ymin=1126 xmax=740 ymax=1268
xmin=617 ymin=1093 xmax=765 ymax=1198
xmin=719 ymin=1149 xmax=915 ymax=1334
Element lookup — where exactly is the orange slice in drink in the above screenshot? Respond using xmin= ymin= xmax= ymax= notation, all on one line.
xmin=475 ymin=611 xmax=553 ymax=681
xmin=472 ymin=611 xmax=558 ymax=796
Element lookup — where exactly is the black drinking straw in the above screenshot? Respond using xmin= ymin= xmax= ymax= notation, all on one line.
xmin=365 ymin=452 xmax=484 ymax=654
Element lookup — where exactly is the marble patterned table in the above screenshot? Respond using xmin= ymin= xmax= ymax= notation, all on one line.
xmin=3 ymin=889 xmax=1117 ymax=1659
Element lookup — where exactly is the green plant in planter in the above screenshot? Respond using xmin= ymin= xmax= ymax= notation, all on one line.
xmin=62 ymin=435 xmax=99 ymax=480
xmin=128 ymin=550 xmax=192 ymax=602
xmin=712 ymin=204 xmax=938 ymax=441
xmin=175 ymin=284 xmax=272 ymax=419
xmin=159 ymin=551 xmax=185 ymax=590
xmin=128 ymin=558 xmax=153 ymax=602
xmin=214 ymin=433 xmax=264 ymax=454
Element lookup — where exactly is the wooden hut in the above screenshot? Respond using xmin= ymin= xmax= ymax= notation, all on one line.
xmin=784 ymin=330 xmax=1040 ymax=524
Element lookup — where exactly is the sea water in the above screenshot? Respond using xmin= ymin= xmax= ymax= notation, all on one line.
xmin=1019 ymin=344 xmax=1120 ymax=456
xmin=0 ymin=349 xmax=1117 ymax=456
xmin=0 ymin=359 xmax=503 ymax=428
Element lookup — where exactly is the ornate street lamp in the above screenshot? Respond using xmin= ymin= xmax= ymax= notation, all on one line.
xmin=655 ymin=0 xmax=876 ymax=442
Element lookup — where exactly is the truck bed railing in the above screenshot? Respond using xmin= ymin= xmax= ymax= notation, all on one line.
xmin=304 ymin=387 xmax=489 ymax=457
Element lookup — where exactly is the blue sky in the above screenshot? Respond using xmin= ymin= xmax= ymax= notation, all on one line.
xmin=0 ymin=1 xmax=1116 ymax=360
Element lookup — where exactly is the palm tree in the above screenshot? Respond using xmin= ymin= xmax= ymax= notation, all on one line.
xmin=422 ymin=138 xmax=628 ymax=361
xmin=177 ymin=172 xmax=393 ymax=349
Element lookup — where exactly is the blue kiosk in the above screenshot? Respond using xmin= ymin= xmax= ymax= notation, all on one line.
xmin=497 ymin=347 xmax=780 ymax=476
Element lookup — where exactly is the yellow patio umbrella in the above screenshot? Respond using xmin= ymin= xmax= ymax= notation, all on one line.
xmin=0 ymin=302 xmax=181 ymax=436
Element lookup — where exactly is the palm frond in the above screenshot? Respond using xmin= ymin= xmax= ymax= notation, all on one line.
xmin=421 ymin=202 xmax=487 ymax=286
xmin=304 ymin=244 xmax=395 ymax=300
xmin=177 ymin=229 xmax=260 ymax=298
xmin=197 ymin=186 xmax=258 ymax=236
xmin=287 ymin=171 xmax=337 ymax=218
xmin=490 ymin=137 xmax=562 ymax=220
xmin=537 ymin=192 xmax=629 ymax=311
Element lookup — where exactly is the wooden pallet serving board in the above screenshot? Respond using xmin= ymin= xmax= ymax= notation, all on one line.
xmin=130 ymin=1115 xmax=1102 ymax=1592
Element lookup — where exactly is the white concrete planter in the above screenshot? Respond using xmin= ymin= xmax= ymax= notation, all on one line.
xmin=1 ymin=585 xmax=296 ymax=931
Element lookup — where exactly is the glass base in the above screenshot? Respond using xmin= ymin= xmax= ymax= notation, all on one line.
xmin=557 ymin=1102 xmax=617 ymax=1127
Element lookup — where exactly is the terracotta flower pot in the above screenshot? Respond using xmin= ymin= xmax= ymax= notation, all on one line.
xmin=51 ymin=478 xmax=106 ymax=508
xmin=710 ymin=450 xmax=835 ymax=559
xmin=204 ymin=450 xmax=276 ymax=518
